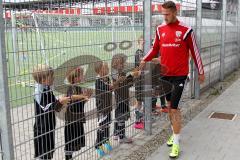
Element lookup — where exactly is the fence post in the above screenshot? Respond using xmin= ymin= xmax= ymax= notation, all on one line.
xmin=194 ymin=0 xmax=202 ymax=99
xmin=220 ymin=0 xmax=227 ymax=81
xmin=143 ymin=0 xmax=152 ymax=135
xmin=238 ymin=0 xmax=240 ymax=68
xmin=0 ymin=1 xmax=15 ymax=160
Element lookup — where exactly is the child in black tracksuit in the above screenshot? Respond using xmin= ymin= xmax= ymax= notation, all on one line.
xmin=151 ymin=55 xmax=168 ymax=114
xmin=111 ymin=54 xmax=140 ymax=143
xmin=134 ymin=36 xmax=145 ymax=129
xmin=150 ymin=36 xmax=168 ymax=114
xmin=64 ymin=67 xmax=92 ymax=160
xmin=94 ymin=61 xmax=115 ymax=157
xmin=32 ymin=64 xmax=70 ymax=160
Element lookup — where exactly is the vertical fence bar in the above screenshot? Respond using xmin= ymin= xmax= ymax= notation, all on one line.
xmin=238 ymin=0 xmax=240 ymax=67
xmin=0 ymin=1 xmax=15 ymax=159
xmin=132 ymin=0 xmax=136 ymax=40
xmin=143 ymin=0 xmax=152 ymax=135
xmin=194 ymin=0 xmax=202 ymax=99
xmin=190 ymin=60 xmax=195 ymax=98
xmin=11 ymin=11 xmax=19 ymax=82
xmin=220 ymin=0 xmax=227 ymax=81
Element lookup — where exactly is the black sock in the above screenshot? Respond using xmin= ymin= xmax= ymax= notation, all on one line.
xmin=114 ymin=122 xmax=119 ymax=136
xmin=118 ymin=121 xmax=126 ymax=139
xmin=65 ymin=154 xmax=72 ymax=160
xmin=95 ymin=128 xmax=104 ymax=148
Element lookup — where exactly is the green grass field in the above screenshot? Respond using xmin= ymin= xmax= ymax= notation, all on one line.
xmin=5 ymin=29 xmax=143 ymax=107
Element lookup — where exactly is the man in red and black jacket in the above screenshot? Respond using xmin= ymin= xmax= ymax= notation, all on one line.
xmin=139 ymin=1 xmax=205 ymax=158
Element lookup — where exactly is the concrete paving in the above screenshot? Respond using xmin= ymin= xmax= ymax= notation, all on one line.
xmin=148 ymin=78 xmax=240 ymax=160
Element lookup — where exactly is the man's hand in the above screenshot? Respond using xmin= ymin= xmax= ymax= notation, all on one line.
xmin=59 ymin=96 xmax=71 ymax=105
xmin=152 ymin=58 xmax=160 ymax=64
xmin=139 ymin=60 xmax=146 ymax=71
xmin=198 ymin=74 xmax=205 ymax=84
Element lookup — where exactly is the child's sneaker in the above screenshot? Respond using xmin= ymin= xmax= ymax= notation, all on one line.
xmin=102 ymin=155 xmax=112 ymax=160
xmin=102 ymin=142 xmax=113 ymax=153
xmin=152 ymin=110 xmax=160 ymax=115
xmin=133 ymin=122 xmax=144 ymax=129
xmin=152 ymin=104 xmax=161 ymax=115
xmin=135 ymin=109 xmax=144 ymax=120
xmin=155 ymin=104 xmax=162 ymax=109
xmin=96 ymin=147 xmax=105 ymax=158
xmin=119 ymin=137 xmax=133 ymax=144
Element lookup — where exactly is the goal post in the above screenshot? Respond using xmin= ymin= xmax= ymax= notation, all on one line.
xmin=31 ymin=12 xmax=136 ymax=56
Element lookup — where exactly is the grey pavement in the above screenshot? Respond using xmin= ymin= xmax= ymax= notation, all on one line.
xmin=148 ymin=78 xmax=240 ymax=160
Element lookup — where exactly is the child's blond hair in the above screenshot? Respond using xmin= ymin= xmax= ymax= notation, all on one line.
xmin=32 ymin=64 xmax=54 ymax=83
xmin=94 ymin=61 xmax=104 ymax=74
xmin=66 ymin=67 xmax=84 ymax=84
xmin=111 ymin=54 xmax=127 ymax=70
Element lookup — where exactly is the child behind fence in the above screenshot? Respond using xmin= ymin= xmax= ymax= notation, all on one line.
xmin=64 ymin=67 xmax=92 ymax=160
xmin=111 ymin=54 xmax=140 ymax=143
xmin=32 ymin=64 xmax=70 ymax=160
xmin=134 ymin=35 xmax=145 ymax=129
xmin=94 ymin=61 xmax=125 ymax=158
xmin=94 ymin=61 xmax=113 ymax=158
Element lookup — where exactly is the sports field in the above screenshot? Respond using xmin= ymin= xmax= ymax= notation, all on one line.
xmin=5 ymin=28 xmax=143 ymax=107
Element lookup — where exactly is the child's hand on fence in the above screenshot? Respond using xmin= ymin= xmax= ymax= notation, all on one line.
xmin=59 ymin=96 xmax=71 ymax=105
xmin=112 ymin=76 xmax=126 ymax=89
xmin=131 ymin=68 xmax=141 ymax=78
xmin=139 ymin=60 xmax=146 ymax=71
xmin=133 ymin=66 xmax=139 ymax=72
xmin=118 ymin=76 xmax=126 ymax=83
xmin=83 ymin=89 xmax=93 ymax=98
xmin=71 ymin=95 xmax=89 ymax=101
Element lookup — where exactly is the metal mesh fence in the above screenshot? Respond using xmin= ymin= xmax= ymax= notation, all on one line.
xmin=200 ymin=0 xmax=240 ymax=89
xmin=0 ymin=0 xmax=240 ymax=160
xmin=200 ymin=1 xmax=223 ymax=88
xmin=0 ymin=134 xmax=2 ymax=160
xmin=3 ymin=0 xmax=145 ymax=159
xmin=224 ymin=0 xmax=239 ymax=76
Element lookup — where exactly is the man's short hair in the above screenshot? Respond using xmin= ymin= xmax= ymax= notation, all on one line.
xmin=162 ymin=1 xmax=177 ymax=11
